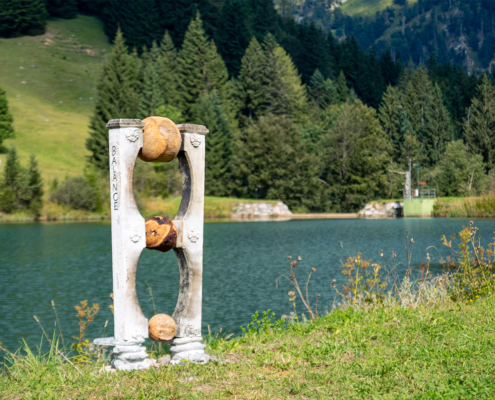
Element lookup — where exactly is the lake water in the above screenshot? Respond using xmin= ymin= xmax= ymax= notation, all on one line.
xmin=0 ymin=218 xmax=493 ymax=353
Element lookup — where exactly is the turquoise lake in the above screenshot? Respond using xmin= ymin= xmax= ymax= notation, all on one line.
xmin=0 ymin=218 xmax=493 ymax=353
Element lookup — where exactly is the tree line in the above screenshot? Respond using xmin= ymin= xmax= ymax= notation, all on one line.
xmin=86 ymin=14 xmax=495 ymax=212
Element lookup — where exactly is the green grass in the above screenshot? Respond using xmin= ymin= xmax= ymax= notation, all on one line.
xmin=340 ymin=0 xmax=418 ymax=16
xmin=0 ymin=16 xmax=110 ymax=182
xmin=433 ymin=195 xmax=495 ymax=218
xmin=2 ymin=297 xmax=495 ymax=398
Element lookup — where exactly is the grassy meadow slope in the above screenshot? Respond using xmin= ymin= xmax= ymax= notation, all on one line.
xmin=340 ymin=0 xmax=417 ymax=16
xmin=0 ymin=16 xmax=110 ymax=182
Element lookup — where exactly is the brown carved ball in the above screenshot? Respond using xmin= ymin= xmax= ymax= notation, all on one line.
xmin=145 ymin=216 xmax=177 ymax=252
xmin=149 ymin=314 xmax=177 ymax=342
xmin=138 ymin=116 xmax=182 ymax=163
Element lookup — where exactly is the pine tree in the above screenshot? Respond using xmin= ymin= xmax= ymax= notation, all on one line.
xmin=423 ymin=83 xmax=454 ymax=165
xmin=157 ymin=31 xmax=179 ymax=106
xmin=177 ymin=13 xmax=228 ymax=119
xmin=104 ymin=0 xmax=161 ymax=52
xmin=308 ymin=69 xmax=337 ymax=108
xmin=46 ymin=0 xmax=78 ymax=19
xmin=438 ymin=140 xmax=486 ymax=196
xmin=26 ymin=154 xmax=43 ymax=216
xmin=215 ymin=0 xmax=250 ymax=77
xmin=233 ymin=37 xmax=266 ymax=125
xmin=191 ymin=92 xmax=232 ymax=196
xmin=231 ymin=114 xmax=320 ymax=211
xmin=138 ymin=41 xmax=166 ymax=118
xmin=138 ymin=62 xmax=165 ymax=119
xmin=336 ymin=70 xmax=349 ymax=103
xmin=397 ymin=107 xmax=423 ymax=165
xmin=0 ymin=147 xmax=25 ymax=213
xmin=403 ymin=68 xmax=433 ymax=134
xmin=0 ymin=0 xmax=47 ymax=38
xmin=249 ymin=0 xmax=279 ymax=42
xmin=0 ymin=87 xmax=14 ymax=148
xmin=321 ymin=100 xmax=392 ymax=211
xmin=294 ymin=22 xmax=332 ymax=84
xmin=465 ymin=74 xmax=495 ymax=169
xmin=86 ymin=29 xmax=140 ymax=171
xmin=271 ymin=40 xmax=308 ymax=121
xmin=402 ymin=81 xmax=422 ymax=134
xmin=378 ymin=85 xmax=402 ymax=164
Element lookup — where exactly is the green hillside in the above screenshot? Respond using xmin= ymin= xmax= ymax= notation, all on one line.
xmin=340 ymin=0 xmax=418 ymax=15
xmin=0 ymin=16 xmax=109 ymax=181
xmin=340 ymin=0 xmax=395 ymax=16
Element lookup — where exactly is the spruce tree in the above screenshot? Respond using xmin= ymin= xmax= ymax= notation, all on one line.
xmin=215 ymin=0 xmax=250 ymax=77
xmin=138 ymin=41 xmax=165 ymax=118
xmin=0 ymin=86 xmax=14 ymax=149
xmin=438 ymin=140 xmax=486 ymax=196
xmin=0 ymin=147 xmax=26 ymax=213
xmin=336 ymin=70 xmax=349 ymax=103
xmin=86 ymin=29 xmax=140 ymax=171
xmin=26 ymin=154 xmax=43 ymax=217
xmin=233 ymin=37 xmax=266 ymax=125
xmin=249 ymin=0 xmax=278 ymax=42
xmin=0 ymin=0 xmax=47 ymax=37
xmin=295 ymin=22 xmax=332 ymax=84
xmin=46 ymin=0 xmax=78 ymax=19
xmin=423 ymin=83 xmax=454 ymax=165
xmin=465 ymin=74 xmax=495 ymax=169
xmin=397 ymin=107 xmax=423 ymax=165
xmin=177 ymin=13 xmax=228 ymax=119
xmin=402 ymin=81 xmax=422 ymax=134
xmin=158 ymin=32 xmax=179 ymax=106
xmin=403 ymin=68 xmax=433 ymax=134
xmin=104 ymin=0 xmax=161 ymax=51
xmin=231 ymin=114 xmax=320 ymax=211
xmin=321 ymin=100 xmax=392 ymax=211
xmin=308 ymin=69 xmax=337 ymax=108
xmin=271 ymin=40 xmax=308 ymax=121
xmin=191 ymin=92 xmax=232 ymax=196
xmin=138 ymin=63 xmax=165 ymax=119
xmin=378 ymin=85 xmax=402 ymax=164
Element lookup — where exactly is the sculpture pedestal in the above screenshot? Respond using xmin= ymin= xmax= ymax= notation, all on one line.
xmin=94 ymin=337 xmax=155 ymax=371
xmin=170 ymin=336 xmax=207 ymax=365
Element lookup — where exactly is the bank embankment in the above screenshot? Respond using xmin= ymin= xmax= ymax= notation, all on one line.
xmin=0 ymin=197 xmax=360 ymax=223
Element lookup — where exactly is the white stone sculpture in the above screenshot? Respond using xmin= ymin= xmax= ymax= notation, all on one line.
xmin=93 ymin=118 xmax=209 ymax=370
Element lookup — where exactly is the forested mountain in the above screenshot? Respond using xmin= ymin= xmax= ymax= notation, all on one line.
xmin=280 ymin=0 xmax=495 ymax=73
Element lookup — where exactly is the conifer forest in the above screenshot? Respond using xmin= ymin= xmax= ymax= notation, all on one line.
xmin=1 ymin=0 xmax=495 ymax=213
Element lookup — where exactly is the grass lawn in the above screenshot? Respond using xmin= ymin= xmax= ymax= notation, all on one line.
xmin=0 ymin=16 xmax=110 ymax=182
xmin=2 ymin=296 xmax=495 ymax=398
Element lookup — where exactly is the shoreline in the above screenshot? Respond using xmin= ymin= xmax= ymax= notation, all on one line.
xmin=3 ymin=213 xmax=495 ymax=224
xmin=0 ymin=213 xmax=360 ymax=224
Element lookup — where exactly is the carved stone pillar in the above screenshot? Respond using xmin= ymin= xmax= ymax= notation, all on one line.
xmin=169 ymin=124 xmax=209 ymax=364
xmin=94 ymin=119 xmax=153 ymax=371
xmin=93 ymin=119 xmax=209 ymax=369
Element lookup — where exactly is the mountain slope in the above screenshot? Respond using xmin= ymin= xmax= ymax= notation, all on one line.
xmin=0 ymin=16 xmax=110 ymax=181
xmin=285 ymin=0 xmax=495 ymax=73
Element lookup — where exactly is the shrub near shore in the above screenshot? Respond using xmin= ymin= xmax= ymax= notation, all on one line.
xmin=433 ymin=194 xmax=495 ymax=218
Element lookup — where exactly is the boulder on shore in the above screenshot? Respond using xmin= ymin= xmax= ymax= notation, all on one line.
xmin=232 ymin=202 xmax=292 ymax=218
xmin=358 ymin=201 xmax=403 ymax=218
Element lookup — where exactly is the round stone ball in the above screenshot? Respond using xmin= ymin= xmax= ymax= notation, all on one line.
xmin=138 ymin=116 xmax=182 ymax=163
xmin=149 ymin=314 xmax=177 ymax=342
